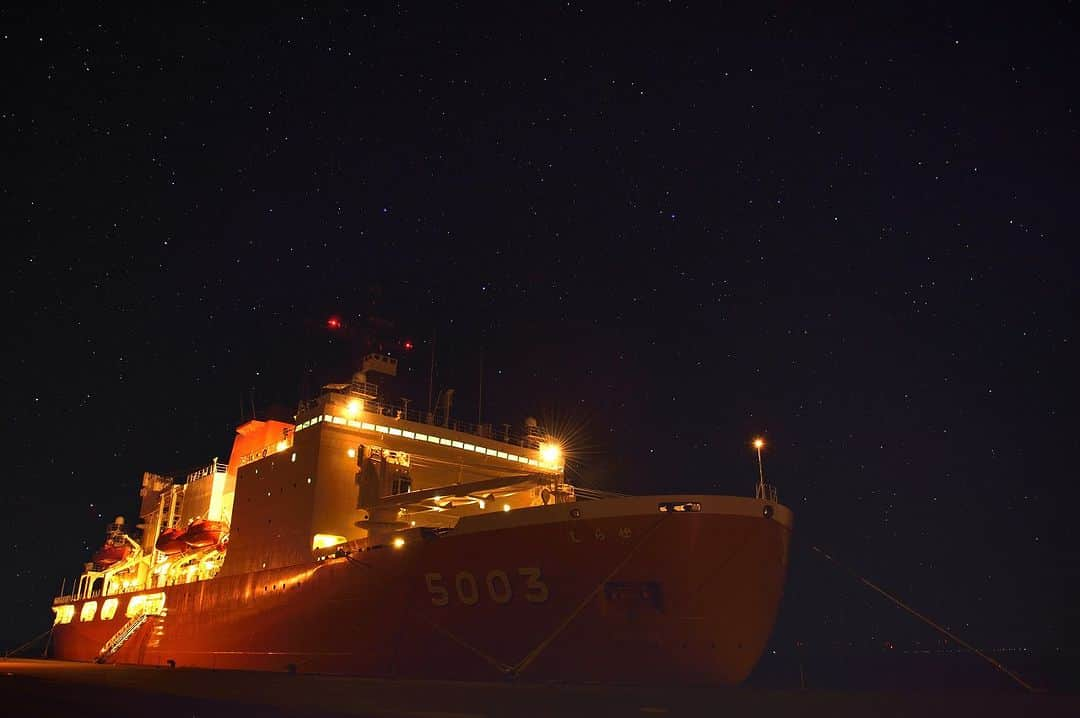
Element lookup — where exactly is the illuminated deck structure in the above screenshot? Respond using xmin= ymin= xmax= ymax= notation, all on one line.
xmin=50 ymin=353 xmax=792 ymax=684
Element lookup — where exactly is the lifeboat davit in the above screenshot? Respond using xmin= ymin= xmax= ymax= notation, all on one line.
xmin=155 ymin=527 xmax=187 ymax=555
xmin=91 ymin=544 xmax=131 ymax=569
xmin=183 ymin=520 xmax=227 ymax=548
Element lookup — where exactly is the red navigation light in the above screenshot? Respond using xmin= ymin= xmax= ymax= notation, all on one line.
xmin=403 ymin=340 xmax=414 ymax=351
xmin=327 ymin=316 xmax=342 ymax=330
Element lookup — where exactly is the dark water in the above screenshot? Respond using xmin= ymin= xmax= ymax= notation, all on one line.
xmin=747 ymin=649 xmax=1078 ymax=694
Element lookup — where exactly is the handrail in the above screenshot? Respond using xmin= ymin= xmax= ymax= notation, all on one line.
xmin=572 ymin=487 xmax=627 ymax=501
xmin=756 ymin=483 xmax=779 ymax=502
xmin=300 ymin=396 xmax=543 ymax=450
xmin=96 ymin=612 xmax=152 ymax=663
xmin=186 ymin=458 xmax=229 ymax=483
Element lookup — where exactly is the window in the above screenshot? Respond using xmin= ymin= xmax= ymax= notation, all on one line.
xmin=52 ymin=605 xmax=74 ymax=625
xmin=391 ymin=475 xmax=412 ymax=495
xmin=101 ymin=597 xmax=119 ymax=620
xmin=80 ymin=601 xmax=98 ymax=622
xmin=125 ymin=592 xmax=166 ymax=618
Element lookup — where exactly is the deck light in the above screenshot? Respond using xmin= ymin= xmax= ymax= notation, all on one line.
xmin=752 ymin=437 xmax=767 ymax=498
xmin=539 ymin=442 xmax=562 ymax=467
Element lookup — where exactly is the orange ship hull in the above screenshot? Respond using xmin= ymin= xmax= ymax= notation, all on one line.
xmin=50 ymin=497 xmax=790 ymax=684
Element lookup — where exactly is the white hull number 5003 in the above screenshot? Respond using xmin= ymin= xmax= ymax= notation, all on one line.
xmin=425 ymin=567 xmax=549 ymax=606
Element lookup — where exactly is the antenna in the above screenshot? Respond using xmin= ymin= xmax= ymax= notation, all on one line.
xmin=427 ymin=329 xmax=436 ymax=415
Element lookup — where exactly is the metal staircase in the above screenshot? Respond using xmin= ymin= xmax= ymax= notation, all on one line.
xmin=95 ymin=612 xmax=152 ymax=663
xmin=163 ymin=484 xmax=185 ymax=531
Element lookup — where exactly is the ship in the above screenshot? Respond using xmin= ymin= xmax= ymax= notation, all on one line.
xmin=48 ymin=351 xmax=793 ymax=684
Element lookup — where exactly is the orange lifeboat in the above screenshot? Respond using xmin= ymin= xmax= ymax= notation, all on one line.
xmin=91 ymin=543 xmax=131 ymax=570
xmin=155 ymin=527 xmax=187 ymax=555
xmin=182 ymin=520 xmax=227 ymax=548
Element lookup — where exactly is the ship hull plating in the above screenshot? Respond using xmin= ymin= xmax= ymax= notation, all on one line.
xmin=51 ymin=500 xmax=790 ymax=684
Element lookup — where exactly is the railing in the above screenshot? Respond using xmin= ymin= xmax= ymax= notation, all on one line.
xmin=186 ymin=458 xmax=228 ymax=483
xmin=300 ymin=396 xmax=543 ymax=450
xmin=572 ymin=487 xmax=626 ymax=501
xmin=96 ymin=612 xmax=152 ymax=663
xmin=757 ymin=483 xmax=779 ymax=503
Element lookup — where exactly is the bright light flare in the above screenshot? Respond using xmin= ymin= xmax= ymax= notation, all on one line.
xmin=327 ymin=316 xmax=342 ymax=330
xmin=539 ymin=442 xmax=563 ymax=467
xmin=345 ymin=398 xmax=362 ymax=418
xmin=312 ymin=533 xmax=346 ymax=550
xmin=753 ymin=438 xmax=765 ymax=450
xmin=392 ymin=536 xmax=406 ymax=549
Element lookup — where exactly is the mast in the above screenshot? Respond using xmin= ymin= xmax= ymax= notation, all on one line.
xmin=427 ymin=329 xmax=436 ymax=416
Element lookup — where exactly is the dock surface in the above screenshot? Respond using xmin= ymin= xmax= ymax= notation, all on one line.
xmin=2 ymin=658 xmax=1077 ymax=717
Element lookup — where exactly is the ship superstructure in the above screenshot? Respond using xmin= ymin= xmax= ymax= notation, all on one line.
xmin=49 ymin=352 xmax=792 ymax=684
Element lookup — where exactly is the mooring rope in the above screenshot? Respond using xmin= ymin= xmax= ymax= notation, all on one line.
xmin=3 ymin=626 xmax=54 ymax=658
xmin=507 ymin=513 xmax=671 ymax=678
xmin=809 ymin=543 xmax=1037 ymax=693
xmin=344 ymin=553 xmax=513 ymax=675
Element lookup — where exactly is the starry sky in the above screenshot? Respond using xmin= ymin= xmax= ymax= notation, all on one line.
xmin=2 ymin=2 xmax=1076 ymax=668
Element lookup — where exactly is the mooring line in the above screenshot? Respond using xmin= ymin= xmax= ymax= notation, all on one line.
xmin=507 ymin=514 xmax=671 ymax=678
xmin=3 ymin=627 xmax=54 ymax=659
xmin=809 ymin=543 xmax=1037 ymax=693
xmin=345 ymin=554 xmax=513 ymax=675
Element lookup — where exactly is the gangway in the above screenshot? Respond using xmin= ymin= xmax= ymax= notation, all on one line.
xmin=95 ymin=611 xmax=155 ymax=663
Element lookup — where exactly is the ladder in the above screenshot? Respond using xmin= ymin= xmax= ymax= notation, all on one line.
xmin=95 ymin=612 xmax=151 ymax=663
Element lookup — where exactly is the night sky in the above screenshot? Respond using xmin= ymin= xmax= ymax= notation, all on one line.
xmin=2 ymin=2 xmax=1076 ymax=669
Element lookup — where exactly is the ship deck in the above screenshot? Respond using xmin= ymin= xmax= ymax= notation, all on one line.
xmin=2 ymin=658 xmax=1076 ymax=717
